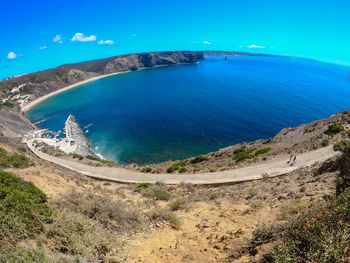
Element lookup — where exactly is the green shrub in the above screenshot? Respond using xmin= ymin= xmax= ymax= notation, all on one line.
xmin=255 ymin=147 xmax=271 ymax=156
xmin=179 ymin=167 xmax=187 ymax=173
xmin=233 ymin=146 xmax=256 ymax=162
xmin=0 ymin=100 xmax=16 ymax=109
xmin=148 ymin=208 xmax=181 ymax=229
xmin=72 ymin=154 xmax=84 ymax=160
xmin=16 ymin=147 xmax=27 ymax=153
xmin=46 ymin=211 xmax=123 ymax=261
xmin=135 ymin=182 xmax=151 ymax=192
xmin=190 ymin=155 xmax=209 ymax=164
xmin=261 ymin=189 xmax=350 ymax=262
xmin=141 ymin=167 xmax=152 ymax=173
xmin=141 ymin=185 xmax=171 ymax=201
xmin=167 ymin=161 xmax=187 ymax=173
xmin=0 ymin=171 xmax=51 ymax=244
xmin=324 ymin=123 xmax=344 ymax=136
xmin=233 ymin=146 xmax=271 ymax=162
xmin=52 ymin=190 xmax=146 ymax=232
xmin=234 ymin=151 xmax=255 ymax=162
xmin=86 ymin=155 xmax=100 ymax=161
xmin=334 ymin=140 xmax=350 ymax=151
xmin=168 ymin=198 xmax=189 ymax=211
xmin=0 ymin=246 xmax=48 ymax=263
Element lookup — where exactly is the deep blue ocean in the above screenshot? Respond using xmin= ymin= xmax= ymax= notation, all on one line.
xmin=27 ymin=56 xmax=350 ymax=164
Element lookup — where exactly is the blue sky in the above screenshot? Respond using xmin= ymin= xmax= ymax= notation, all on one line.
xmin=1 ymin=0 xmax=350 ymax=79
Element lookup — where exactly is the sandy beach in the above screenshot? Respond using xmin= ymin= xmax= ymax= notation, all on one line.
xmin=21 ymin=71 xmax=131 ymax=112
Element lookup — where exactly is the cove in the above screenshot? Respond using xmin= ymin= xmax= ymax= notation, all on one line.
xmin=27 ymin=56 xmax=350 ymax=164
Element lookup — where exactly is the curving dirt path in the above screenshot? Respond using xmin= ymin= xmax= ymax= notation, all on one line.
xmin=26 ymin=139 xmax=339 ymax=185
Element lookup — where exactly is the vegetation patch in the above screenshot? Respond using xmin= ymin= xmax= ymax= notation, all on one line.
xmin=334 ymin=139 xmax=350 ymax=151
xmin=46 ymin=211 xmax=124 ymax=261
xmin=254 ymin=147 xmax=271 ymax=156
xmin=167 ymin=160 xmax=187 ymax=173
xmin=0 ymin=171 xmax=51 ymax=244
xmin=71 ymin=153 xmax=84 ymax=160
xmin=135 ymin=182 xmax=151 ymax=192
xmin=0 ymin=146 xmax=31 ymax=169
xmin=324 ymin=123 xmax=344 ymax=136
xmin=168 ymin=197 xmax=189 ymax=211
xmin=141 ymin=167 xmax=153 ymax=173
xmin=148 ymin=208 xmax=181 ymax=229
xmin=233 ymin=146 xmax=271 ymax=162
xmin=0 ymin=246 xmax=47 ymax=263
xmin=52 ymin=189 xmax=146 ymax=232
xmin=0 ymin=99 xmax=16 ymax=109
xmin=140 ymin=185 xmax=171 ymax=201
xmin=190 ymin=155 xmax=209 ymax=164
xmin=248 ymin=189 xmax=350 ymax=262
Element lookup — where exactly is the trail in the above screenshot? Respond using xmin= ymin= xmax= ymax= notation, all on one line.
xmin=26 ymin=139 xmax=339 ymax=185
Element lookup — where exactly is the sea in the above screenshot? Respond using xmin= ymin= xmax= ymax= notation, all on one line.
xmin=27 ymin=55 xmax=350 ymax=164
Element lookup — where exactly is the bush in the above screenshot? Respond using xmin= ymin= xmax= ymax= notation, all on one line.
xmin=255 ymin=147 xmax=271 ymax=156
xmin=141 ymin=185 xmax=171 ymax=201
xmin=0 ymin=147 xmax=31 ymax=168
xmin=167 ymin=161 xmax=187 ymax=173
xmin=148 ymin=208 xmax=181 ymax=229
xmin=0 ymin=246 xmax=48 ymax=263
xmin=0 ymin=100 xmax=16 ymax=109
xmin=135 ymin=182 xmax=151 ymax=192
xmin=324 ymin=123 xmax=344 ymax=136
xmin=86 ymin=155 xmax=113 ymax=164
xmin=334 ymin=140 xmax=350 ymax=151
xmin=233 ymin=146 xmax=255 ymax=162
xmin=141 ymin=167 xmax=152 ymax=173
xmin=190 ymin=155 xmax=209 ymax=164
xmin=262 ymin=189 xmax=350 ymax=262
xmin=46 ymin=211 xmax=124 ymax=261
xmin=72 ymin=154 xmax=84 ymax=160
xmin=52 ymin=190 xmax=146 ymax=232
xmin=168 ymin=198 xmax=189 ymax=211
xmin=0 ymin=171 xmax=51 ymax=244
xmin=179 ymin=167 xmax=187 ymax=173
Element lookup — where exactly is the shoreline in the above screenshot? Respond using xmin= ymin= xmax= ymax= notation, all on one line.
xmin=21 ymin=71 xmax=131 ymax=112
xmin=21 ymin=62 xmax=199 ymax=113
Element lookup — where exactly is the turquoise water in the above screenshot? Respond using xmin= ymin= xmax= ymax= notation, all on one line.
xmin=27 ymin=56 xmax=350 ymax=164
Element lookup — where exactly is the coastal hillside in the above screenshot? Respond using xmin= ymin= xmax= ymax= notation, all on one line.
xmin=0 ymin=50 xmax=349 ymax=262
xmin=0 ymin=51 xmax=204 ymax=108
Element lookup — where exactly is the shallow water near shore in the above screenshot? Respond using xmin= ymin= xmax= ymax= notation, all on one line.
xmin=27 ymin=56 xmax=350 ymax=164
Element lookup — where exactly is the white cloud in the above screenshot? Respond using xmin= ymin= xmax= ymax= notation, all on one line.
xmin=38 ymin=45 xmax=48 ymax=50
xmin=7 ymin=51 xmax=17 ymax=60
xmin=71 ymin=33 xmax=96 ymax=42
xmin=247 ymin=44 xmax=265 ymax=49
xmin=53 ymin=34 xmax=63 ymax=44
xmin=98 ymin=40 xmax=114 ymax=45
xmin=203 ymin=40 xmax=212 ymax=45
